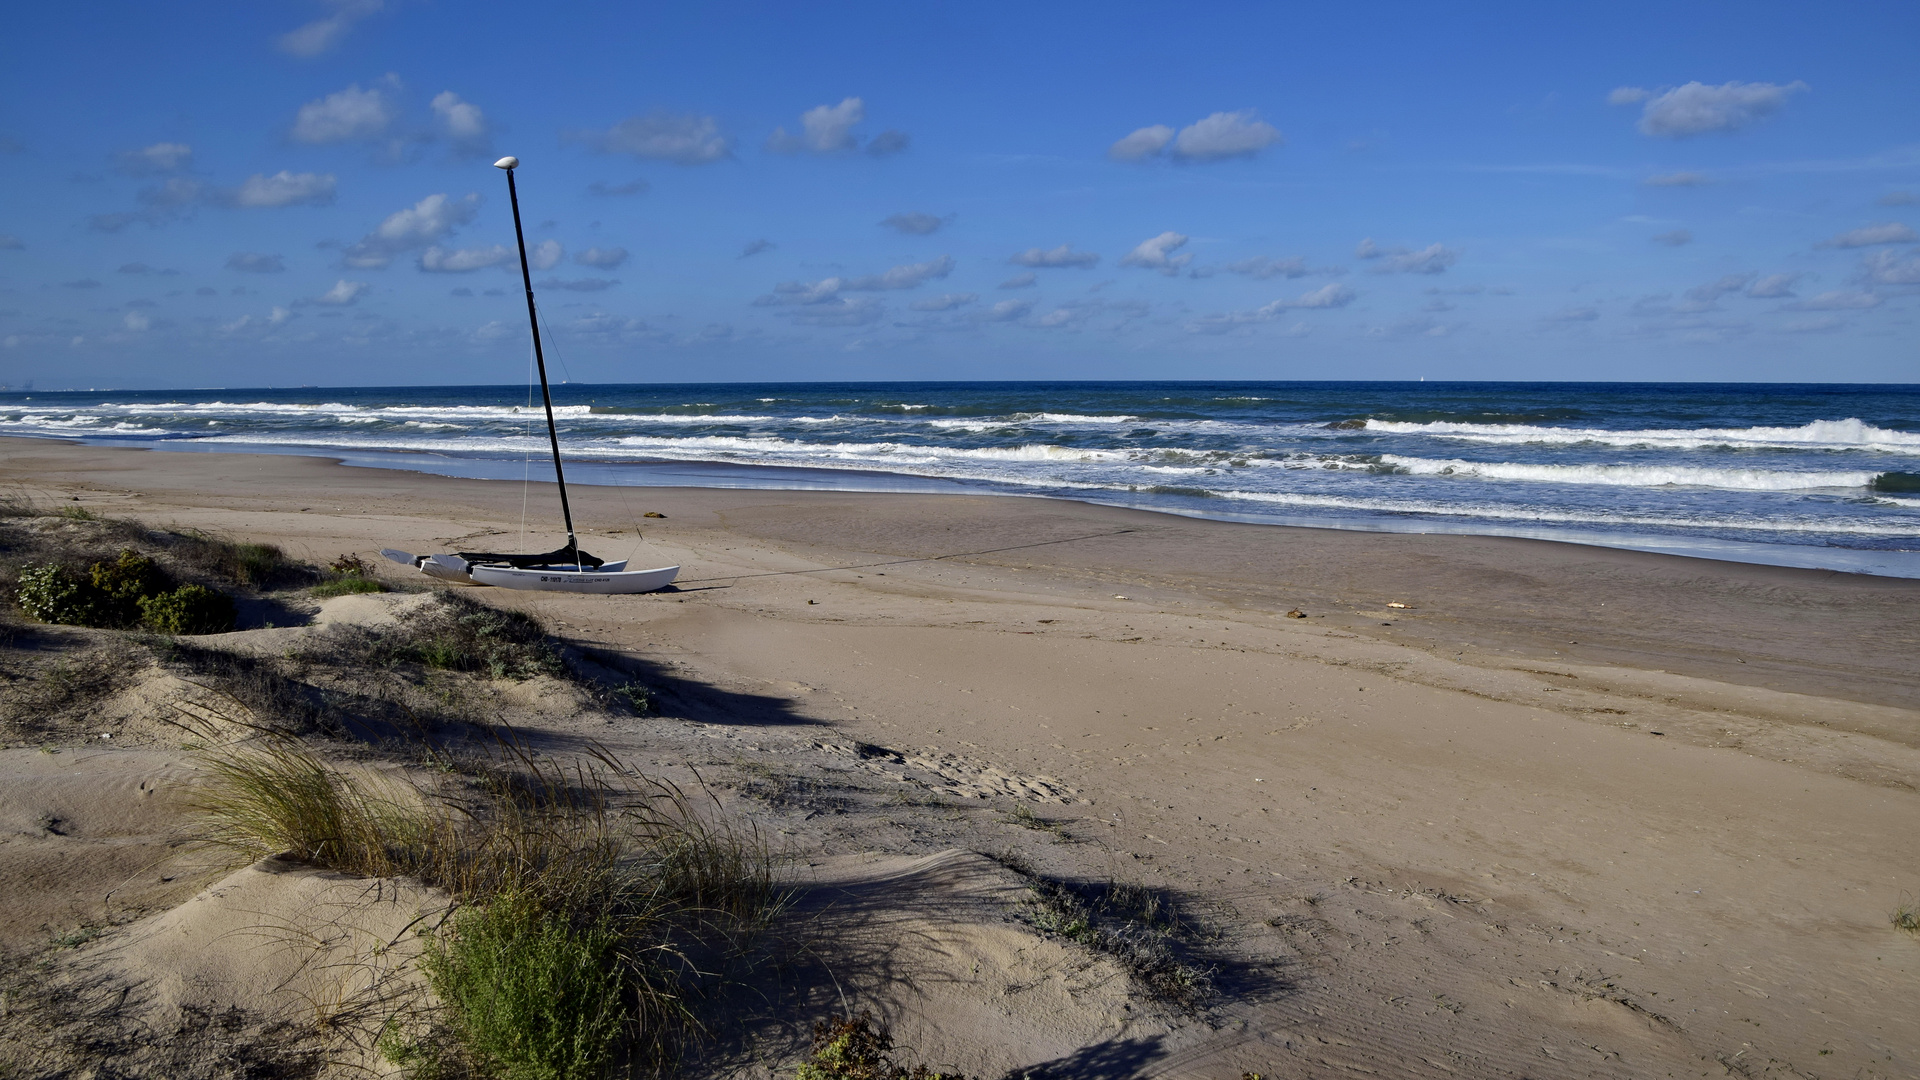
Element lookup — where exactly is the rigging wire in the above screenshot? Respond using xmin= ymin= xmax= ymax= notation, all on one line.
xmin=532 ymin=301 xmax=654 ymax=566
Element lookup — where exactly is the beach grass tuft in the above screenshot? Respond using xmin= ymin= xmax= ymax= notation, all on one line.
xmin=1894 ymin=897 xmax=1920 ymax=935
xmin=299 ymin=591 xmax=563 ymax=681
xmin=194 ymin=734 xmax=778 ymax=1076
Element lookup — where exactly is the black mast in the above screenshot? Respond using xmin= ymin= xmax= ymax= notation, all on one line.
xmin=496 ymin=156 xmax=580 ymax=570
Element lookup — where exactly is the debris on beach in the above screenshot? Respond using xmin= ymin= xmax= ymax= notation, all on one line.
xmin=1286 ymin=609 xmax=1307 ymax=618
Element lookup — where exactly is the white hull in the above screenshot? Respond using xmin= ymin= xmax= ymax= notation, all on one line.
xmin=381 ymin=549 xmax=678 ymax=594
xmin=469 ymin=563 xmax=679 ymax=594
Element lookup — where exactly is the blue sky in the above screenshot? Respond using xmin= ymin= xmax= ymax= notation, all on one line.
xmin=2 ymin=0 xmax=1916 ymax=388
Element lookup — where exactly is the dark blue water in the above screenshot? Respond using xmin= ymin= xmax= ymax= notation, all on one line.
xmin=5 ymin=382 xmax=1917 ymax=575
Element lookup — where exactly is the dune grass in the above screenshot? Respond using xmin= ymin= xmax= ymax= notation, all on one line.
xmin=994 ymin=851 xmax=1216 ymax=1014
xmin=194 ymin=735 xmax=776 ymax=1078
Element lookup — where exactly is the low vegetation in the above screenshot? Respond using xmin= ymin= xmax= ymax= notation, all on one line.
xmin=997 ymin=852 xmax=1217 ymax=1014
xmin=300 ymin=590 xmax=566 ymax=681
xmin=794 ymin=1012 xmax=968 ymax=1080
xmin=311 ymin=553 xmax=387 ymax=598
xmin=16 ymin=550 xmax=237 ymax=634
xmin=196 ymin=736 xmax=777 ymax=1078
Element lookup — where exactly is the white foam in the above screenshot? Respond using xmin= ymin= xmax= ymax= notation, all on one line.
xmin=1380 ymin=455 xmax=1883 ymax=491
xmin=1364 ymin=417 xmax=1920 ymax=454
xmin=1212 ymin=489 xmax=1919 ymax=537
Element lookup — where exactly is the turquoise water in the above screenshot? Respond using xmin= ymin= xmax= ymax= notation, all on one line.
xmin=5 ymin=381 xmax=1917 ymax=576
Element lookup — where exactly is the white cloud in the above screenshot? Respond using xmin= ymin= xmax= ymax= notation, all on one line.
xmin=1108 ymin=125 xmax=1174 ymax=162
xmin=313 ymin=279 xmax=368 ymax=305
xmin=575 ymin=246 xmax=628 ymax=269
xmin=881 ymin=212 xmax=948 ymax=235
xmin=1880 ymin=191 xmax=1917 ymax=207
xmin=1109 ymin=112 xmax=1281 ymax=163
xmin=584 ymin=111 xmax=730 ymax=165
xmin=1788 ymin=290 xmax=1881 ymax=311
xmin=227 ymin=171 xmax=337 ymax=208
xmin=1819 ymin=222 xmax=1918 ymax=248
xmin=419 ymin=245 xmax=512 ymax=272
xmin=1651 ymin=229 xmax=1693 ymax=246
xmin=973 ymin=299 xmax=1032 ymax=323
xmin=0 ymin=235 xmax=22 ymax=250
xmin=999 ymin=272 xmax=1037 ymax=289
xmin=1644 ymin=171 xmax=1711 ymax=187
xmin=430 ymin=91 xmax=489 ymax=149
xmin=841 ymin=255 xmax=954 ymax=291
xmin=1172 ymin=110 xmax=1282 ymax=161
xmin=1119 ymin=231 xmax=1192 ymax=275
xmin=739 ymin=239 xmax=775 ymax=258
xmin=756 ymin=279 xmax=845 ymax=306
xmin=1685 ymin=274 xmax=1754 ymax=306
xmin=1355 ymin=237 xmax=1384 ymax=259
xmin=226 ymin=252 xmax=285 ymax=273
xmin=1858 ymin=248 xmax=1920 ymax=285
xmin=1367 ymin=243 xmax=1458 ymax=275
xmin=1223 ymin=255 xmax=1312 ymax=280
xmin=1009 ymin=244 xmax=1100 ymax=269
xmin=1616 ymin=80 xmax=1808 ymax=138
xmin=1545 ymin=306 xmax=1600 ymax=323
xmin=114 ymin=142 xmax=192 ymax=176
xmin=278 ymin=0 xmax=382 ymax=56
xmin=911 ymin=293 xmax=976 ymax=312
xmin=291 ymin=82 xmax=394 ymax=144
xmin=1187 ymin=283 xmax=1355 ymax=332
xmin=1745 ymin=273 xmax=1800 ymax=298
xmin=122 ymin=311 xmax=150 ymax=332
xmin=342 ymin=193 xmax=480 ymax=269
xmin=1282 ymin=282 xmax=1355 ymax=308
xmin=268 ymin=305 xmax=292 ymax=326
xmin=768 ymin=97 xmax=865 ymax=154
xmin=529 ymin=239 xmax=563 ymax=271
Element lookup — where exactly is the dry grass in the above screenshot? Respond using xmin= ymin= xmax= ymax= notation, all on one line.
xmin=193 ymin=734 xmax=778 ymax=1077
xmin=994 ymin=851 xmax=1217 ymax=1014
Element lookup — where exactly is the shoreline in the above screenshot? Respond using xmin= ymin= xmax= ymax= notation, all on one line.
xmin=4 ymin=434 xmax=1919 ymax=1074
xmin=23 ymin=432 xmax=1920 ymax=580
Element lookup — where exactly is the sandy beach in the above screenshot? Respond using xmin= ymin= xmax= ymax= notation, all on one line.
xmin=4 ymin=435 xmax=1918 ymax=1078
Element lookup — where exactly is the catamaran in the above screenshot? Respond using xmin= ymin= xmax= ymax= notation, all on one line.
xmin=382 ymin=156 xmax=680 ymax=595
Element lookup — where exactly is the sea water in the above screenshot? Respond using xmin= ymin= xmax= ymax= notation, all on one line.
xmin=4 ymin=381 xmax=1917 ymax=576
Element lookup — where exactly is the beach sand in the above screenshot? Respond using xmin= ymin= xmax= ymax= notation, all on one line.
xmin=4 ymin=436 xmax=1918 ymax=1078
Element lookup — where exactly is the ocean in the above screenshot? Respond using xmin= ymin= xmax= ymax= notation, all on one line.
xmin=4 ymin=381 xmax=1917 ymax=577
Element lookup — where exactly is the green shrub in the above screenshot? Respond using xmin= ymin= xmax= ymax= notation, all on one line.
xmin=15 ymin=564 xmax=110 ymax=627
xmin=91 ymin=549 xmax=172 ymax=626
xmin=311 ymin=574 xmax=385 ymax=598
xmin=421 ymin=897 xmax=628 ymax=1080
xmin=139 ymin=584 xmax=237 ymax=634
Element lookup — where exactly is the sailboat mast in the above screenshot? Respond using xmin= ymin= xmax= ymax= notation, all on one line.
xmin=496 ymin=157 xmax=579 ymax=567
